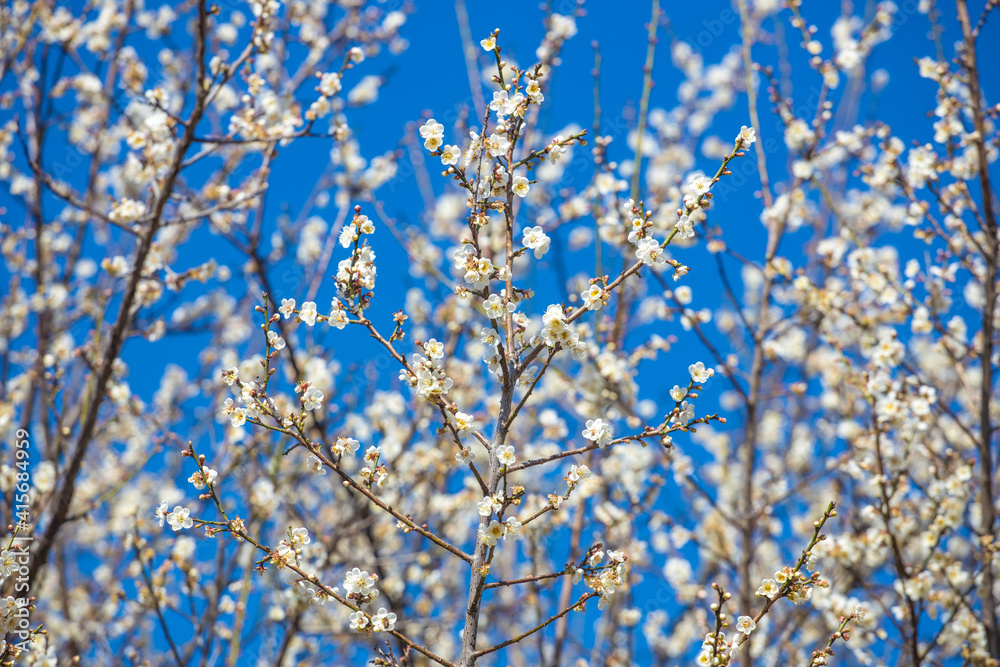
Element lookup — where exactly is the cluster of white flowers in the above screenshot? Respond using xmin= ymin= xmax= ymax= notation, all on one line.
xmin=277 ymin=296 xmax=349 ymax=331
xmin=343 ymin=567 xmax=380 ymax=604
xmin=537 ymin=304 xmax=585 ymax=357
xmin=755 ymin=567 xmax=815 ymax=606
xmin=331 ymin=436 xmax=361 ymax=458
xmin=479 ymin=327 xmax=504 ymax=376
xmin=0 ymin=596 xmax=24 ymax=633
xmin=477 ymin=516 xmax=523 ymax=546
xmin=359 ymin=445 xmax=388 ymax=489
xmin=307 ymin=71 xmax=342 ymax=119
xmin=401 ymin=352 xmax=454 ymax=399
xmin=419 ymin=118 xmax=444 ymax=151
xmin=336 ymin=245 xmax=377 ymax=295
xmin=338 ymin=214 xmax=375 ymax=249
xmin=273 ymin=527 xmax=310 ymax=569
xmin=100 ymin=255 xmax=130 ymax=278
xmin=108 ymin=197 xmax=146 ymax=224
xmin=477 ymin=493 xmax=503 ymax=517
xmin=344 ymin=567 xmax=397 ymax=633
xmin=585 ymin=549 xmax=628 ymax=610
xmin=349 ymin=607 xmax=397 ymax=633
xmin=454 ymin=245 xmax=497 ymax=290
xmin=125 ymin=106 xmax=176 ymax=176
xmin=8 ymin=0 xmax=997 ymax=662
xmin=489 ymin=89 xmax=524 ymax=119
xmin=229 ymin=87 xmax=303 ymax=141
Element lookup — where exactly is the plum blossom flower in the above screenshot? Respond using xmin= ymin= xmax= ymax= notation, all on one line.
xmin=331 ymin=436 xmax=361 ymax=457
xmin=635 ymin=237 xmax=666 ymax=266
xmin=343 ymin=568 xmax=378 ymax=599
xmin=423 ymin=338 xmax=444 ymax=360
xmin=675 ymin=214 xmax=695 ymax=240
xmin=497 ymin=444 xmax=516 ymax=466
xmin=0 ymin=550 xmax=16 ymax=578
xmin=298 ymin=301 xmax=318 ymax=326
xmin=302 ymin=385 xmax=324 ymax=411
xmin=582 ymin=284 xmax=605 ymax=310
xmin=317 ymin=72 xmax=342 ymax=96
xmin=155 ymin=501 xmax=169 ymax=527
xmin=419 ymin=119 xmax=444 ymax=150
xmin=688 ymin=174 xmax=712 ymax=196
xmin=266 ymin=330 xmax=285 ymax=350
xmin=339 ymin=224 xmax=358 ymax=248
xmin=440 ymin=144 xmax=461 ymax=165
xmin=328 ymin=300 xmax=349 ymax=329
xmin=756 ymin=578 xmax=780 ymax=598
xmin=166 ymin=506 xmax=193 ymax=531
xmin=349 ymin=610 xmax=369 ymax=631
xmin=453 ymin=411 xmax=476 ymax=436
xmin=307 ymin=455 xmax=326 ymax=475
xmin=487 ymin=132 xmax=510 ymax=156
xmin=483 ymin=294 xmax=515 ymax=320
xmin=489 ymin=90 xmax=522 ymax=117
xmin=737 ymin=124 xmax=756 ymax=149
xmin=109 ymin=197 xmax=146 ymax=223
xmin=736 ymin=615 xmax=756 ymax=635
xmin=477 ymin=493 xmax=503 ymax=517
xmin=478 ymin=519 xmax=506 ymax=546
xmin=688 ymin=361 xmax=714 ymax=383
xmin=522 ymin=226 xmax=550 ymax=258
xmin=582 ymin=418 xmax=613 ymax=447
xmin=526 ymin=78 xmax=544 ymax=102
xmin=188 ymin=467 xmax=218 ymax=490
xmin=370 ymin=607 xmax=397 ymax=632
xmin=513 ymin=175 xmax=530 ymax=197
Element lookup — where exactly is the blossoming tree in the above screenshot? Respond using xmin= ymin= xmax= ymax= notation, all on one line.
xmin=1 ymin=0 xmax=998 ymax=666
